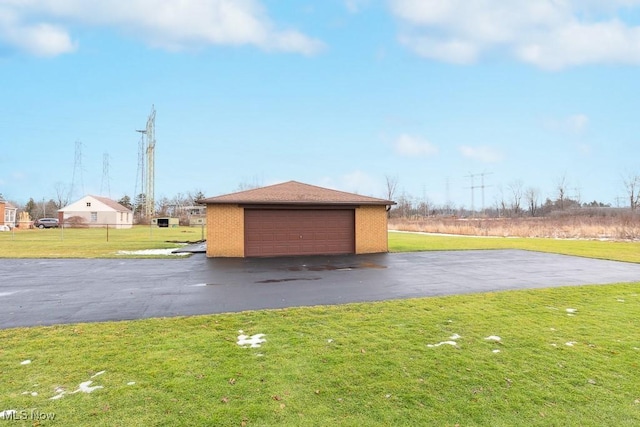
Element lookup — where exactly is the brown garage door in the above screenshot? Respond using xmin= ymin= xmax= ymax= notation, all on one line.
xmin=244 ymin=209 xmax=355 ymax=257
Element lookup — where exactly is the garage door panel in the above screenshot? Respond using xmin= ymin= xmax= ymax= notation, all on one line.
xmin=244 ymin=209 xmax=355 ymax=257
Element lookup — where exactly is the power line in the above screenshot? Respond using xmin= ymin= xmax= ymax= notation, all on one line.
xmin=465 ymin=171 xmax=493 ymax=215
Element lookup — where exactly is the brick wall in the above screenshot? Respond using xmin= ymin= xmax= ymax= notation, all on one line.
xmin=0 ymin=202 xmax=4 ymax=226
xmin=206 ymin=205 xmax=244 ymax=257
xmin=355 ymin=205 xmax=389 ymax=254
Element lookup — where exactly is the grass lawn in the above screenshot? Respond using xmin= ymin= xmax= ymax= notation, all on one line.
xmin=1 ymin=284 xmax=639 ymax=426
xmin=389 ymin=231 xmax=640 ymax=263
xmin=1 ymin=230 xmax=639 ymax=425
xmin=0 ymin=226 xmax=205 ymax=258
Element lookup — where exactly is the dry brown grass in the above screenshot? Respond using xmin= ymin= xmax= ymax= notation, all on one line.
xmin=389 ymin=215 xmax=640 ymax=240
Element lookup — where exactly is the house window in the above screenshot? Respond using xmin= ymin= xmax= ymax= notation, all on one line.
xmin=90 ymin=212 xmax=97 ymax=222
xmin=120 ymin=212 xmax=123 ymax=221
xmin=86 ymin=202 xmax=92 ymax=207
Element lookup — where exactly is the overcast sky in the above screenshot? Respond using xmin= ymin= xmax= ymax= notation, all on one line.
xmin=1 ymin=1 xmax=639 ymax=208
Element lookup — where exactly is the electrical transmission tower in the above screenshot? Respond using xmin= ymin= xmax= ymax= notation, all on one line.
xmin=69 ymin=140 xmax=85 ymax=202
xmin=465 ymin=171 xmax=493 ymax=216
xmin=145 ymin=106 xmax=156 ymax=218
xmin=100 ymin=153 xmax=111 ymax=197
xmin=134 ymin=105 xmax=157 ymax=218
xmin=134 ymin=130 xmax=146 ymax=217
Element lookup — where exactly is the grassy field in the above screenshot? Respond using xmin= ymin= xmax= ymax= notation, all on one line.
xmin=0 ymin=226 xmax=205 ymax=258
xmin=1 ymin=284 xmax=638 ymax=426
xmin=389 ymin=231 xmax=640 ymax=263
xmin=1 ymin=230 xmax=639 ymax=425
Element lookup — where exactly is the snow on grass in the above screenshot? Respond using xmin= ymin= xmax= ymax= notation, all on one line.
xmin=427 ymin=341 xmax=458 ymax=348
xmin=485 ymin=336 xmax=501 ymax=342
xmin=428 ymin=333 xmax=461 ymax=348
xmin=73 ymin=381 xmax=103 ymax=394
xmin=116 ymin=248 xmax=189 ymax=256
xmin=20 ymin=360 xmax=31 ymax=365
xmin=237 ymin=330 xmax=266 ymax=348
xmin=49 ymin=372 xmax=105 ymax=399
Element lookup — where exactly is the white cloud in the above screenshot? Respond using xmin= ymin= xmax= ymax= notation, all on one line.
xmin=566 ymin=114 xmax=589 ymax=134
xmin=389 ymin=0 xmax=640 ymax=69
xmin=0 ymin=0 xmax=324 ymax=56
xmin=458 ymin=145 xmax=503 ymax=163
xmin=544 ymin=114 xmax=589 ymax=134
xmin=345 ymin=0 xmax=370 ymax=13
xmin=320 ymin=171 xmax=380 ymax=196
xmin=393 ymin=134 xmax=438 ymax=157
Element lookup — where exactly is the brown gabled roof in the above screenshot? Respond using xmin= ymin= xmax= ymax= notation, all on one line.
xmin=92 ymin=196 xmax=132 ymax=212
xmin=201 ymin=181 xmax=395 ymax=206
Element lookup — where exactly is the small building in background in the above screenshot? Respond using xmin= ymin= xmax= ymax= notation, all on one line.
xmin=180 ymin=205 xmax=206 ymax=226
xmin=0 ymin=196 xmax=17 ymax=230
xmin=151 ymin=217 xmax=179 ymax=227
xmin=59 ymin=195 xmax=133 ymax=228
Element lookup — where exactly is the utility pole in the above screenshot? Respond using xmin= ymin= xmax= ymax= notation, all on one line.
xmin=466 ymin=171 xmax=493 ymax=216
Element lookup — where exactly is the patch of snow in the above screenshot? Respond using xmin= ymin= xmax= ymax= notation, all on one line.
xmin=72 ymin=381 xmax=103 ymax=394
xmin=492 ymin=349 xmax=501 ymax=353
xmin=0 ymin=410 xmax=16 ymax=419
xmin=190 ymin=283 xmax=207 ymax=287
xmin=427 ymin=341 xmax=457 ymax=348
xmin=20 ymin=360 xmax=31 ymax=365
xmin=127 ymin=382 xmax=136 ymax=386
xmin=550 ymin=343 xmax=557 ymax=347
xmin=91 ymin=370 xmax=106 ymax=378
xmin=50 ymin=393 xmax=65 ymax=400
xmin=21 ymin=391 xmax=38 ymax=397
xmin=327 ymin=339 xmax=334 ymax=343
xmin=450 ymin=333 xmax=461 ymax=340
xmin=237 ymin=333 xmax=266 ymax=348
xmin=566 ymin=308 xmax=577 ymax=314
xmin=565 ymin=341 xmax=577 ymax=347
xmin=485 ymin=336 xmax=501 ymax=342
xmin=117 ymin=248 xmax=189 ymax=256
xmin=617 ymin=299 xmax=625 ymax=302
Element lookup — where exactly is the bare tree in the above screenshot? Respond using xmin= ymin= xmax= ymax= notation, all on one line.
xmin=524 ymin=187 xmax=540 ymax=217
xmin=53 ymin=182 xmax=69 ymax=209
xmin=556 ymin=173 xmax=569 ymax=211
xmin=236 ymin=175 xmax=263 ymax=191
xmin=623 ymin=173 xmax=640 ymax=210
xmin=385 ymin=175 xmax=398 ymax=201
xmin=495 ymin=184 xmax=508 ymax=217
xmin=508 ymin=180 xmax=524 ymax=217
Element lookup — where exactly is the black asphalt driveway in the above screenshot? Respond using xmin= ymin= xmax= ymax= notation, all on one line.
xmin=2 ymin=250 xmax=640 ymax=329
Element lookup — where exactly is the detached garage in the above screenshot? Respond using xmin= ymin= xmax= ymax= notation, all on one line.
xmin=201 ymin=181 xmax=395 ymax=258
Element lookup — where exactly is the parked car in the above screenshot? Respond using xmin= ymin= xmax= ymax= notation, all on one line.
xmin=34 ymin=218 xmax=59 ymax=229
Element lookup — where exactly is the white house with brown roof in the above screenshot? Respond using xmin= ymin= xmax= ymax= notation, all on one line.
xmin=59 ymin=195 xmax=133 ymax=229
xmin=200 ymin=181 xmax=395 ymax=258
